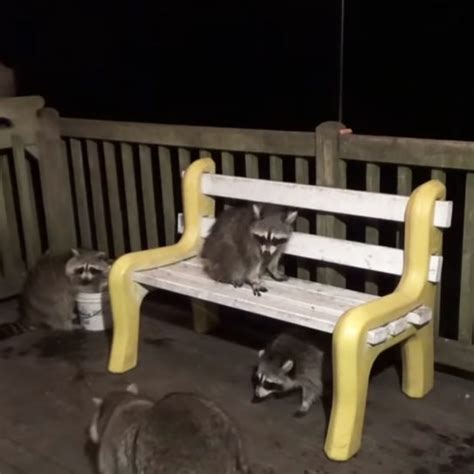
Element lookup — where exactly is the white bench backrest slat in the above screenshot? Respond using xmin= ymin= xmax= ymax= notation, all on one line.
xmin=201 ymin=174 xmax=453 ymax=228
xmin=176 ymin=214 xmax=443 ymax=283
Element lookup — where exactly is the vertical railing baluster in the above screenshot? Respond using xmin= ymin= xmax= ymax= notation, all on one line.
xmin=121 ymin=143 xmax=140 ymax=251
xmin=104 ymin=142 xmax=125 ymax=256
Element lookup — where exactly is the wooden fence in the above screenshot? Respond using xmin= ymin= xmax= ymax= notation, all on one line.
xmin=0 ymin=96 xmax=473 ymax=372
xmin=0 ymin=97 xmax=76 ymax=298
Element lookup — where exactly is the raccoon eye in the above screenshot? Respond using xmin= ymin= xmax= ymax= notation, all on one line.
xmin=271 ymin=237 xmax=288 ymax=246
xmin=262 ymin=380 xmax=283 ymax=391
xmin=74 ymin=266 xmax=85 ymax=275
xmin=252 ymin=234 xmax=266 ymax=245
xmin=89 ymin=267 xmax=102 ymax=275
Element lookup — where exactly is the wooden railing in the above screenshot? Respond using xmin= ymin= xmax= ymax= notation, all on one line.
xmin=0 ymin=97 xmax=76 ymax=298
xmin=1 ymin=97 xmax=472 ymax=372
xmin=58 ymin=118 xmax=317 ymax=268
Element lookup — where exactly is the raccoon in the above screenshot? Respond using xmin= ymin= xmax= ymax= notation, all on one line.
xmin=252 ymin=328 xmax=330 ymax=417
xmin=0 ymin=248 xmax=111 ymax=340
xmin=89 ymin=384 xmax=250 ymax=474
xmin=201 ymin=203 xmax=297 ymax=296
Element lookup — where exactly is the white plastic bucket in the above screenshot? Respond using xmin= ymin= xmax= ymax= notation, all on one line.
xmin=76 ymin=292 xmax=111 ymax=332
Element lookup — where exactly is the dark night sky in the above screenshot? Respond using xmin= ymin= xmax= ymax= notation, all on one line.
xmin=2 ymin=1 xmax=473 ymax=139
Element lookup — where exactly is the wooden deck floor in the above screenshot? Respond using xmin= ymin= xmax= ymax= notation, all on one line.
xmin=0 ymin=295 xmax=473 ymax=474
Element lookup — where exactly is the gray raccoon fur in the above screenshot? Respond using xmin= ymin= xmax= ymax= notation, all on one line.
xmin=253 ymin=328 xmax=331 ymax=417
xmin=89 ymin=384 xmax=250 ymax=474
xmin=201 ymin=203 xmax=297 ymax=296
xmin=0 ymin=248 xmax=111 ymax=340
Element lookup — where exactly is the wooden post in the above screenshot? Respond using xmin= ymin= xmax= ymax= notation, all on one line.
xmin=430 ymin=168 xmax=446 ymax=339
xmin=37 ymin=108 xmax=76 ymax=253
xmin=315 ymin=121 xmax=347 ymax=287
xmin=458 ymin=171 xmax=474 ymax=343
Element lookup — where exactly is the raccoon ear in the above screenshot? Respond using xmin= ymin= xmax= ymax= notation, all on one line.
xmin=71 ymin=248 xmax=80 ymax=257
xmin=92 ymin=397 xmax=103 ymax=407
xmin=284 ymin=210 xmax=298 ymax=225
xmin=96 ymin=251 xmax=107 ymax=260
xmin=258 ymin=349 xmax=265 ymax=358
xmin=281 ymin=359 xmax=294 ymax=373
xmin=126 ymin=383 xmax=139 ymax=395
xmin=252 ymin=203 xmax=262 ymax=219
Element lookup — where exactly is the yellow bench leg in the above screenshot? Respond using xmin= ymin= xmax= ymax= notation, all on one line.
xmin=192 ymin=300 xmax=220 ymax=333
xmin=324 ymin=334 xmax=374 ymax=461
xmin=401 ymin=322 xmax=434 ymax=398
xmin=108 ymin=268 xmax=149 ymax=373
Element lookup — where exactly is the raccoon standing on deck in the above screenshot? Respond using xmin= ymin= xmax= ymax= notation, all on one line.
xmin=201 ymin=203 xmax=297 ymax=296
xmin=89 ymin=384 xmax=250 ymax=474
xmin=252 ymin=328 xmax=330 ymax=417
xmin=0 ymin=248 xmax=110 ymax=340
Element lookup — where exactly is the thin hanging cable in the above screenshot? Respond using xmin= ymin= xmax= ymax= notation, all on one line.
xmin=338 ymin=0 xmax=345 ymax=122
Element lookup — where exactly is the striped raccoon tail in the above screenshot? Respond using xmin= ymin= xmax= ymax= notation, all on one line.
xmin=0 ymin=321 xmax=29 ymax=341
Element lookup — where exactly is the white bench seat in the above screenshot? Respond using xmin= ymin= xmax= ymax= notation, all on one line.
xmin=134 ymin=257 xmax=431 ymax=345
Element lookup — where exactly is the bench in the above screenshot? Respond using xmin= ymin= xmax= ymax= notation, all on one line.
xmin=107 ymin=157 xmax=452 ymax=461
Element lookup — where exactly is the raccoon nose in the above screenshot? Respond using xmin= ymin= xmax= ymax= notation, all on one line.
xmin=251 ymin=395 xmax=265 ymax=404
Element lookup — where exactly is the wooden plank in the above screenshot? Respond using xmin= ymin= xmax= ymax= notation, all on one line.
xmin=269 ymin=155 xmax=283 ymax=181
xmin=396 ymin=166 xmax=412 ymax=248
xmin=294 ymin=157 xmax=310 ymax=280
xmin=435 ymin=337 xmax=474 ymax=372
xmin=11 ymin=134 xmax=41 ymax=266
xmin=340 ymin=133 xmax=474 ymax=171
xmin=60 ymin=118 xmax=315 ymax=157
xmin=397 ymin=166 xmax=413 ymax=196
xmin=121 ymin=143 xmax=141 ymax=251
xmin=178 ymin=148 xmax=191 ymax=175
xmin=0 ymin=161 xmax=11 ymax=276
xmin=176 ymin=214 xmax=443 ymax=282
xmin=431 ymin=169 xmax=446 ymax=184
xmin=221 ymin=151 xmax=235 ymax=176
xmin=134 ymin=259 xmax=347 ymax=334
xmin=430 ymin=168 xmax=446 ymax=338
xmin=134 ymin=258 xmax=429 ymax=341
xmin=103 ymin=142 xmax=125 ymax=256
xmin=86 ymin=140 xmax=108 ymax=253
xmin=201 ymin=174 xmax=453 ymax=228
xmin=458 ymin=171 xmax=474 ymax=343
xmin=0 ymin=161 xmax=20 ymax=282
xmin=139 ymin=144 xmax=159 ymax=249
xmin=0 ymin=436 xmax=72 ymax=474
xmin=220 ymin=152 xmax=235 ymax=211
xmin=70 ymin=139 xmax=92 ymax=248
xmin=159 ymin=146 xmax=176 ymax=246
xmin=37 ymin=109 xmax=76 ymax=254
xmin=365 ymin=163 xmax=380 ymax=295
xmin=0 ymin=96 xmax=44 ymax=148
xmin=0 ymin=155 xmax=24 ymax=277
xmin=25 ymin=148 xmax=41 ymax=248
xmin=245 ymin=153 xmax=259 ymax=179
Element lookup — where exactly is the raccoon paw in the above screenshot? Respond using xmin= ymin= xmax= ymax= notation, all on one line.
xmin=293 ymin=409 xmax=309 ymax=418
xmin=271 ymin=273 xmax=289 ymax=282
xmin=252 ymin=285 xmax=268 ymax=296
xmin=232 ymin=281 xmax=244 ymax=288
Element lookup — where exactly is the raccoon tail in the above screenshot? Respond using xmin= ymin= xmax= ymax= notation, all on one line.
xmin=0 ymin=321 xmax=29 ymax=341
